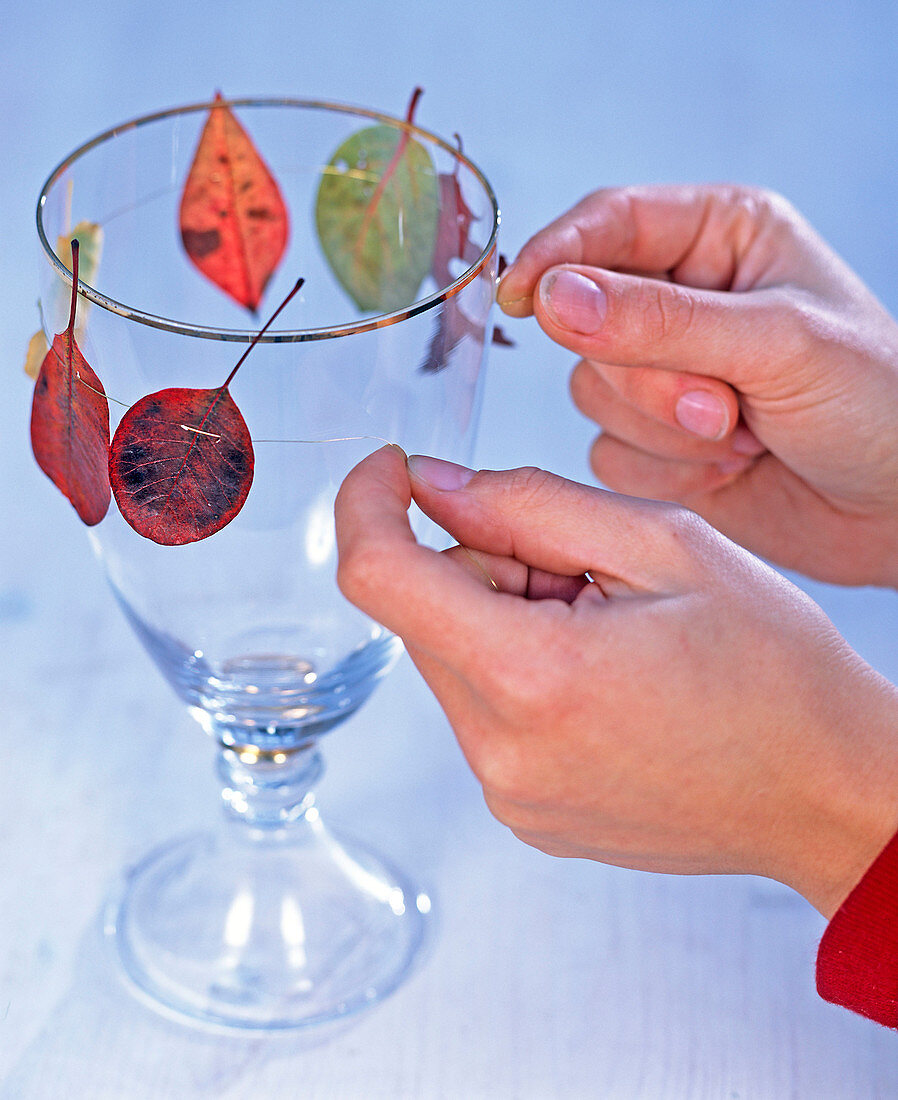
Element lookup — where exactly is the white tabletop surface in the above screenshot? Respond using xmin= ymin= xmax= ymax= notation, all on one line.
xmin=3 ymin=2 xmax=898 ymax=1096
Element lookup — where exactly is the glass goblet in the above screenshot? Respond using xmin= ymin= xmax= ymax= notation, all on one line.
xmin=35 ymin=97 xmax=498 ymax=1030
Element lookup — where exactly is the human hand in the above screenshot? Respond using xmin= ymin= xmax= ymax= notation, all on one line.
xmin=335 ymin=446 xmax=898 ymax=918
xmin=497 ymin=184 xmax=898 ymax=587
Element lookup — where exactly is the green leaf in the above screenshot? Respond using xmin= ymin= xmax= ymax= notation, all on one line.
xmin=315 ymin=124 xmax=439 ymax=313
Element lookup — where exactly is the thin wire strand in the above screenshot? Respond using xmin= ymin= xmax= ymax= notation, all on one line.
xmin=75 ymin=371 xmax=130 ymax=408
xmin=460 ymin=546 xmax=499 ymax=591
xmin=73 ymin=370 xmax=502 ymax=587
xmin=250 ymin=433 xmax=394 ymax=446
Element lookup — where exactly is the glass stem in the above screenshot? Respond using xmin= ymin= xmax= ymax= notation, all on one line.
xmin=216 ymin=741 xmax=324 ymax=834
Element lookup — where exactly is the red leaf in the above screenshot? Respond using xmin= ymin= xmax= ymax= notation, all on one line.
xmin=109 ymin=386 xmax=254 ymax=546
xmin=421 ymin=143 xmax=513 ymax=371
xmin=107 ymin=277 xmax=303 ymax=546
xmin=30 ymin=241 xmax=111 ymax=526
xmin=179 ymin=93 xmax=289 ymax=313
xmin=432 ymin=163 xmax=480 ymax=291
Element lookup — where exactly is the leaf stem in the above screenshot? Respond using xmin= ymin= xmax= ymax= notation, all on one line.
xmin=221 ymin=276 xmax=304 ymax=390
xmin=67 ymin=239 xmax=80 ymax=336
xmin=405 ymin=86 xmax=424 ymax=127
xmin=169 ymin=274 xmax=304 ymax=508
xmin=355 ymin=87 xmax=425 ymax=256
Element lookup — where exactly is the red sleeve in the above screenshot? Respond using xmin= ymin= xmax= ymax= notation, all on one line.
xmin=816 ymin=828 xmax=898 ymax=1027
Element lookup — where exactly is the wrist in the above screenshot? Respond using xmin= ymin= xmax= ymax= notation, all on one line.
xmin=778 ymin=665 xmax=898 ymax=919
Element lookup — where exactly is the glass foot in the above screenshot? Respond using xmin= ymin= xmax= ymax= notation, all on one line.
xmin=104 ymin=819 xmax=430 ymax=1031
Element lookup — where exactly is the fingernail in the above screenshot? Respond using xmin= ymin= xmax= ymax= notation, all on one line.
xmin=674 ymin=391 xmax=729 ymax=440
xmin=539 ymin=270 xmax=607 ymax=334
xmin=407 ymin=454 xmax=475 ymax=491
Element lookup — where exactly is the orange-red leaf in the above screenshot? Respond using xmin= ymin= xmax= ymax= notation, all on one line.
xmin=30 ymin=242 xmax=111 ymax=525
xmin=179 ymin=94 xmax=289 ymax=312
xmin=31 ymin=331 xmax=111 ymax=525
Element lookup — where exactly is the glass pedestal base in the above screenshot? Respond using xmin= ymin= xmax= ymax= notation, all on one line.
xmin=104 ymin=818 xmax=430 ymax=1032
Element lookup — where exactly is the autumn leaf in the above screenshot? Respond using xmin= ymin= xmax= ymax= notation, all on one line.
xmin=30 ymin=240 xmax=111 ymax=526
xmin=432 ymin=157 xmax=480 ymax=290
xmin=108 ymin=277 xmax=304 ymax=546
xmin=24 ymin=331 xmax=49 ymax=382
xmin=179 ymin=93 xmax=289 ymax=313
xmin=315 ymin=88 xmax=439 ymax=313
xmin=109 ymin=386 xmax=254 ymax=546
xmin=420 ymin=146 xmax=513 ymax=372
xmin=26 ymin=220 xmax=103 ymax=380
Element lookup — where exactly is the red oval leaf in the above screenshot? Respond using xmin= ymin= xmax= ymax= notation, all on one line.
xmin=109 ymin=386 xmax=254 ymax=545
xmin=179 ymin=94 xmax=289 ymax=313
xmin=432 ymin=169 xmax=479 ymax=289
xmin=30 ymin=330 xmax=111 ymax=525
xmin=420 ymin=150 xmax=513 ymax=372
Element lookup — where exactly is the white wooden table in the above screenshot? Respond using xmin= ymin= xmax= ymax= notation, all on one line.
xmin=3 ymin=2 xmax=898 ymax=1095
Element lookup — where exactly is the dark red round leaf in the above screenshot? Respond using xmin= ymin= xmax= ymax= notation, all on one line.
xmin=30 ymin=330 xmax=111 ymax=526
xmin=109 ymin=386 xmax=254 ymax=545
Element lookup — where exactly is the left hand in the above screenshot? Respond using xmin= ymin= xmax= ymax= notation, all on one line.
xmin=496 ymin=184 xmax=898 ymax=587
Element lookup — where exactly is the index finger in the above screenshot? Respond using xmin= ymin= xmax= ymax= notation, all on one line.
xmin=497 ymin=183 xmax=784 ymax=318
xmin=334 ymin=445 xmax=533 ymax=672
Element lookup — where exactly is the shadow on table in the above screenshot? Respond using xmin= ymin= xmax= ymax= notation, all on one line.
xmin=0 ymin=908 xmax=376 ymax=1099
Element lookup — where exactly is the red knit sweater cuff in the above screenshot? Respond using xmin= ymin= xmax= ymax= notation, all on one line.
xmin=816 ymin=828 xmax=898 ymax=1028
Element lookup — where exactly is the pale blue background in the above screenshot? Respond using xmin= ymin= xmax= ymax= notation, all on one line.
xmin=2 ymin=2 xmax=898 ymax=1096
xmin=5 ymin=1 xmax=898 ymax=644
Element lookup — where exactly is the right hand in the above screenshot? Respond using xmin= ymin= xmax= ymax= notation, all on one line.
xmin=334 ymin=446 xmax=898 ymax=918
xmin=497 ymin=184 xmax=898 ymax=587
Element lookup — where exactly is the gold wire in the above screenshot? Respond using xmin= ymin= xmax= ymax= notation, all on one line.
xmin=74 ymin=371 xmax=130 ymax=408
xmin=459 ymin=545 xmax=499 ymax=591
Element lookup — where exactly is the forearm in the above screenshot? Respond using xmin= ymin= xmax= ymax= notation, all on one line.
xmin=761 ymin=655 xmax=898 ymax=919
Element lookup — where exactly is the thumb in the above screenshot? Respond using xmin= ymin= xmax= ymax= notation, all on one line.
xmin=535 ymin=264 xmax=790 ymax=385
xmin=406 ymin=456 xmax=696 ymax=591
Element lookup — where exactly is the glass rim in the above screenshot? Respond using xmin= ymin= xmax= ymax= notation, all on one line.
xmin=35 ymin=95 xmax=501 ymax=344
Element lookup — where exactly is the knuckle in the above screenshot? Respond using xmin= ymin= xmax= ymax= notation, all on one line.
xmin=480 ymin=626 xmax=584 ymax=728
xmin=466 ymin=717 xmax=537 ymax=805
xmin=588 ymin=433 xmax=613 ymax=483
xmin=645 ymin=499 xmax=709 ymax=557
xmin=776 ymin=298 xmax=844 ymax=381
xmin=746 ymin=186 xmax=800 ymax=226
xmin=481 ymin=783 xmax=520 ymax=828
xmin=335 ymin=541 xmax=388 ymax=607
xmin=569 ymin=358 xmax=604 ymax=417
xmin=789 ymin=299 xmax=837 ymax=348
xmin=501 ymin=466 xmax=566 ymax=515
xmin=720 ymin=183 xmax=785 ymax=224
xmin=483 ymin=781 xmax=563 ymax=854
xmin=639 ymin=283 xmax=697 ymax=346
xmin=475 ymin=737 xmax=534 ymax=805
xmin=710 ymin=185 xmax=797 ymax=258
xmin=785 ymin=302 xmax=824 ymax=361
